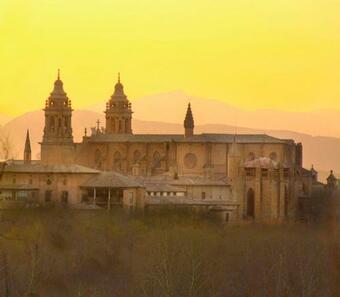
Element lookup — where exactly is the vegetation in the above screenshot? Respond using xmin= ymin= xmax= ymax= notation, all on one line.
xmin=0 ymin=132 xmax=16 ymax=160
xmin=0 ymin=208 xmax=337 ymax=297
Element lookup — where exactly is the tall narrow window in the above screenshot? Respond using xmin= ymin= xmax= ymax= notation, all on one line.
xmin=246 ymin=188 xmax=255 ymax=218
xmin=45 ymin=190 xmax=52 ymax=202
xmin=153 ymin=151 xmax=161 ymax=169
xmin=61 ymin=191 xmax=68 ymax=204
xmin=113 ymin=151 xmax=122 ymax=172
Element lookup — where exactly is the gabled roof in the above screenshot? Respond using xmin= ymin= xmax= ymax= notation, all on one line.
xmin=3 ymin=161 xmax=99 ymax=174
xmin=80 ymin=171 xmax=142 ymax=188
xmin=300 ymin=167 xmax=313 ymax=177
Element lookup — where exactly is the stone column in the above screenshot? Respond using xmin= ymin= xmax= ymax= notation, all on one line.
xmin=255 ymin=167 xmax=262 ymax=219
xmin=125 ymin=142 xmax=130 ymax=174
xmin=107 ymin=189 xmax=111 ymax=210
xmin=279 ymin=168 xmax=285 ymax=219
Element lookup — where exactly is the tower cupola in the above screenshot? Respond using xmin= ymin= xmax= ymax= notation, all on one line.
xmin=105 ymin=73 xmax=133 ymax=134
xmin=41 ymin=70 xmax=75 ymax=165
xmin=112 ymin=73 xmax=126 ymax=98
xmin=42 ymin=69 xmax=73 ymax=143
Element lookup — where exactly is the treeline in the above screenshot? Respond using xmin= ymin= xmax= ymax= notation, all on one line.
xmin=0 ymin=208 xmax=338 ymax=297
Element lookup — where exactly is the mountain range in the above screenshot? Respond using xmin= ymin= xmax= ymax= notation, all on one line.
xmin=89 ymin=91 xmax=340 ymax=138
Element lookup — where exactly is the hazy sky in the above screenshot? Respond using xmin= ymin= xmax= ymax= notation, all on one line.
xmin=1 ymin=0 xmax=340 ymax=115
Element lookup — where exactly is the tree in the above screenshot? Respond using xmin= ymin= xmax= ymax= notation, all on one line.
xmin=0 ymin=133 xmax=15 ymax=160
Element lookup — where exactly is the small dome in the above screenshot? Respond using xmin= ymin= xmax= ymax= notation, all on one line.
xmin=51 ymin=69 xmax=66 ymax=95
xmin=54 ymin=78 xmax=63 ymax=88
xmin=114 ymin=81 xmax=124 ymax=95
xmin=327 ymin=170 xmax=337 ymax=182
xmin=112 ymin=73 xmax=126 ymax=98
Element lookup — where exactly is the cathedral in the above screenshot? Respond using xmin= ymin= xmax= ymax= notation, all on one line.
xmin=0 ymin=71 xmax=318 ymax=221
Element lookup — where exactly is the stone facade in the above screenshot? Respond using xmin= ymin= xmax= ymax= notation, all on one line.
xmin=0 ymin=72 xmax=317 ymax=221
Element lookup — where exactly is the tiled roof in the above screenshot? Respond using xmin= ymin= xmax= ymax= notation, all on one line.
xmin=145 ymin=196 xmax=239 ymax=206
xmin=300 ymin=167 xmax=312 ymax=177
xmin=3 ymin=161 xmax=99 ymax=174
xmin=85 ymin=133 xmax=292 ymax=144
xmin=132 ymin=174 xmax=230 ymax=187
xmin=80 ymin=171 xmax=142 ymax=188
xmin=171 ymin=176 xmax=230 ymax=186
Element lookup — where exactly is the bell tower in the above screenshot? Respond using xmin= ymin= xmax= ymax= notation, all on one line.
xmin=41 ymin=70 xmax=75 ymax=164
xmin=105 ymin=73 xmax=133 ymax=134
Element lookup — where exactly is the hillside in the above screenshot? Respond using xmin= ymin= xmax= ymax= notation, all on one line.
xmin=0 ymin=113 xmax=13 ymax=126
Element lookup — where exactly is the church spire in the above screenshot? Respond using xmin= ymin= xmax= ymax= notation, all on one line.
xmin=24 ymin=129 xmax=31 ymax=164
xmin=184 ymin=103 xmax=194 ymax=137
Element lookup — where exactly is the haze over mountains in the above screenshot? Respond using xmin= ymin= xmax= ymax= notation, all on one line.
xmin=90 ymin=91 xmax=340 ymax=138
xmin=0 ymin=91 xmax=339 ymax=182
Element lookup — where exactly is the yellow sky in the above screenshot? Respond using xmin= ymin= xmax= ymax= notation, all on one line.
xmin=1 ymin=0 xmax=340 ymax=115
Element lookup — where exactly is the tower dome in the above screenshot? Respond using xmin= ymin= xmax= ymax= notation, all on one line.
xmin=42 ymin=69 xmax=73 ymax=144
xmin=105 ymin=72 xmax=133 ymax=135
xmin=51 ymin=69 xmax=66 ymax=96
xmin=112 ymin=73 xmax=126 ymax=98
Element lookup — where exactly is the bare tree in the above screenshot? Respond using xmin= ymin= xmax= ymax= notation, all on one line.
xmin=0 ymin=133 xmax=15 ymax=160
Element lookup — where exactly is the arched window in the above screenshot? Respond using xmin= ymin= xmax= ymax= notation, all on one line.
xmin=284 ymin=186 xmax=289 ymax=218
xmin=50 ymin=117 xmax=55 ymax=131
xmin=95 ymin=149 xmax=102 ymax=169
xmin=246 ymin=188 xmax=255 ymax=218
xmin=152 ymin=151 xmax=161 ymax=168
xmin=113 ymin=151 xmax=122 ymax=172
xmin=111 ymin=119 xmax=115 ymax=133
xmin=133 ymin=150 xmax=142 ymax=164
xmin=248 ymin=152 xmax=255 ymax=161
xmin=184 ymin=153 xmax=197 ymax=169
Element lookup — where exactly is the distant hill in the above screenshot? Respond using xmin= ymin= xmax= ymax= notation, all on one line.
xmin=0 ymin=114 xmax=13 ymax=126
xmin=89 ymin=91 xmax=340 ymax=139
xmin=0 ymin=109 xmax=338 ymax=182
